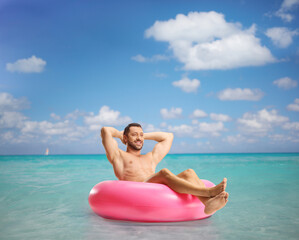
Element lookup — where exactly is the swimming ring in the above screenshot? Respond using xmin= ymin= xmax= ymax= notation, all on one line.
xmin=88 ymin=180 xmax=215 ymax=222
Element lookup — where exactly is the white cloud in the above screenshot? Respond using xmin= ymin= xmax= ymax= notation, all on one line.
xmin=0 ymin=92 xmax=30 ymax=111
xmin=6 ymin=55 xmax=46 ymax=73
xmin=65 ymin=109 xmax=87 ymax=120
xmin=2 ymin=105 xmax=132 ymax=143
xmin=238 ymin=109 xmax=289 ymax=136
xmin=282 ymin=121 xmax=299 ymax=131
xmin=145 ymin=11 xmax=276 ymax=70
xmin=190 ymin=109 xmax=207 ymax=118
xmin=287 ymin=98 xmax=299 ymax=111
xmin=266 ymin=27 xmax=299 ymax=48
xmin=142 ymin=123 xmax=160 ymax=132
xmin=50 ymin=113 xmax=61 ymax=121
xmin=22 ymin=120 xmax=71 ymax=135
xmin=210 ymin=113 xmax=232 ymax=122
xmin=167 ymin=121 xmax=226 ymax=138
xmin=269 ymin=134 xmax=299 ymax=143
xmin=0 ymin=93 xmax=132 ymax=145
xmin=197 ymin=122 xmax=226 ymax=137
xmin=218 ymin=88 xmax=264 ymax=101
xmin=21 ymin=120 xmax=89 ymax=141
xmin=0 ymin=111 xmax=27 ymax=129
xmin=160 ymin=107 xmax=182 ymax=119
xmin=1 ymin=131 xmax=14 ymax=141
xmin=273 ymin=77 xmax=298 ymax=89
xmin=274 ymin=0 xmax=299 ymax=22
xmin=172 ymin=77 xmax=200 ymax=93
xmin=131 ymin=54 xmax=147 ymax=62
xmin=167 ymin=124 xmax=194 ymax=137
xmin=131 ymin=54 xmax=169 ymax=62
xmin=84 ymin=106 xmax=132 ymax=130
xmin=224 ymin=134 xmax=257 ymax=145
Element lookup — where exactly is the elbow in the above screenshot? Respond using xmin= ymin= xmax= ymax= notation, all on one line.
xmin=101 ymin=127 xmax=107 ymax=138
xmin=168 ymin=133 xmax=174 ymax=140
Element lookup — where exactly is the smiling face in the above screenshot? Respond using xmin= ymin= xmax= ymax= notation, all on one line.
xmin=124 ymin=126 xmax=144 ymax=151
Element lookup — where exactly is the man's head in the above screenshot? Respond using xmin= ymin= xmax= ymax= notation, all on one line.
xmin=123 ymin=123 xmax=143 ymax=151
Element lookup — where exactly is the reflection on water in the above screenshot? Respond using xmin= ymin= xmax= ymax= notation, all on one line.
xmin=86 ymin=211 xmax=219 ymax=240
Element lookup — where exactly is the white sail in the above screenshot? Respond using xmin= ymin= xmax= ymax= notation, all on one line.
xmin=45 ymin=148 xmax=49 ymax=155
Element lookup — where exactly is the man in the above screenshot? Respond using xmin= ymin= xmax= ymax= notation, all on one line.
xmin=101 ymin=123 xmax=229 ymax=215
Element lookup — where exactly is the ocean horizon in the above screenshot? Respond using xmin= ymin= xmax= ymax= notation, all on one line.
xmin=1 ymin=151 xmax=299 ymax=156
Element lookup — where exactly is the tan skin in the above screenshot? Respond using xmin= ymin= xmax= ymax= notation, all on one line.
xmin=101 ymin=126 xmax=229 ymax=214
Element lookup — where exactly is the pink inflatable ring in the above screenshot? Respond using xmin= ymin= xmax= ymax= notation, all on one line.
xmin=88 ymin=180 xmax=215 ymax=222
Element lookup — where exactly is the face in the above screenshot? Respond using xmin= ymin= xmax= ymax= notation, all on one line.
xmin=125 ymin=126 xmax=144 ymax=150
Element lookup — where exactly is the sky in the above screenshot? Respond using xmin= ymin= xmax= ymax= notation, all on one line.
xmin=0 ymin=0 xmax=299 ymax=155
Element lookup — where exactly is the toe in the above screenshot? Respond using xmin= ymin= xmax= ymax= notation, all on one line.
xmin=219 ymin=192 xmax=226 ymax=197
xmin=225 ymin=192 xmax=229 ymax=200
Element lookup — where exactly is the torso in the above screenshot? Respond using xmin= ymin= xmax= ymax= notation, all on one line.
xmin=112 ymin=150 xmax=156 ymax=182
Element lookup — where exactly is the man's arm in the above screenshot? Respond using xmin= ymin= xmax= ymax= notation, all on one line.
xmin=101 ymin=127 xmax=123 ymax=164
xmin=144 ymin=132 xmax=174 ymax=165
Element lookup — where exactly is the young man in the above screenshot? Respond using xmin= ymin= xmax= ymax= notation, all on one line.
xmin=101 ymin=123 xmax=229 ymax=214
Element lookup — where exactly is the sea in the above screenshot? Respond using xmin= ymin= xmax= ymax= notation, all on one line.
xmin=0 ymin=153 xmax=298 ymax=240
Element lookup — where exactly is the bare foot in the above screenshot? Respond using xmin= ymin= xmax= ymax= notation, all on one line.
xmin=208 ymin=178 xmax=227 ymax=197
xmin=204 ymin=192 xmax=229 ymax=215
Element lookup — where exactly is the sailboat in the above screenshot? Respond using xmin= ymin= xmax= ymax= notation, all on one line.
xmin=45 ymin=148 xmax=49 ymax=155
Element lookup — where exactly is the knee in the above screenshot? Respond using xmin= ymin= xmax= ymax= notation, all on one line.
xmin=184 ymin=168 xmax=196 ymax=177
xmin=160 ymin=168 xmax=172 ymax=178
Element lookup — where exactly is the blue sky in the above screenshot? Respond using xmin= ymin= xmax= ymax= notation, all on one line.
xmin=0 ymin=0 xmax=299 ymax=154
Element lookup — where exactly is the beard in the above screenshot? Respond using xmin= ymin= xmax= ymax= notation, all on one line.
xmin=127 ymin=140 xmax=143 ymax=150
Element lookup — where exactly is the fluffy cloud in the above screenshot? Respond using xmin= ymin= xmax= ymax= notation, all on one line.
xmin=287 ymin=99 xmax=299 ymax=111
xmin=218 ymin=88 xmax=264 ymax=101
xmin=50 ymin=113 xmax=61 ymax=121
xmin=0 ymin=93 xmax=133 ymax=145
xmin=0 ymin=92 xmax=30 ymax=111
xmin=237 ymin=109 xmax=289 ymax=136
xmin=197 ymin=122 xmax=226 ymax=136
xmin=145 ymin=11 xmax=276 ymax=70
xmin=0 ymin=111 xmax=27 ymax=129
xmin=269 ymin=134 xmax=299 ymax=143
xmin=274 ymin=0 xmax=299 ymax=22
xmin=22 ymin=120 xmax=79 ymax=135
xmin=6 ymin=56 xmax=46 ymax=73
xmin=131 ymin=54 xmax=169 ymax=62
xmin=168 ymin=124 xmax=194 ymax=137
xmin=0 ymin=92 xmax=30 ymax=130
xmin=84 ymin=106 xmax=132 ymax=130
xmin=266 ymin=27 xmax=298 ymax=48
xmin=172 ymin=77 xmax=200 ymax=93
xmin=142 ymin=123 xmax=161 ymax=132
xmin=224 ymin=134 xmax=257 ymax=145
xmin=190 ymin=109 xmax=207 ymax=118
xmin=273 ymin=77 xmax=298 ymax=89
xmin=168 ymin=121 xmax=226 ymax=138
xmin=210 ymin=113 xmax=232 ymax=122
xmin=282 ymin=121 xmax=299 ymax=131
xmin=65 ymin=109 xmax=87 ymax=120
xmin=160 ymin=107 xmax=182 ymax=119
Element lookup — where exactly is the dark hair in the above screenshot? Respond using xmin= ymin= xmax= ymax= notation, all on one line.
xmin=123 ymin=123 xmax=142 ymax=136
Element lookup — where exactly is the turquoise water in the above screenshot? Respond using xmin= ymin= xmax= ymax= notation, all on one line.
xmin=0 ymin=153 xmax=299 ymax=240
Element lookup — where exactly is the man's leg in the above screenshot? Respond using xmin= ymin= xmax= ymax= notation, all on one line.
xmin=144 ymin=168 xmax=227 ymax=198
xmin=175 ymin=169 xmax=229 ymax=214
xmin=176 ymin=169 xmax=210 ymax=204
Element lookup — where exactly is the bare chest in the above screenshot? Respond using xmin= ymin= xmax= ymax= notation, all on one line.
xmin=121 ymin=155 xmax=155 ymax=182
